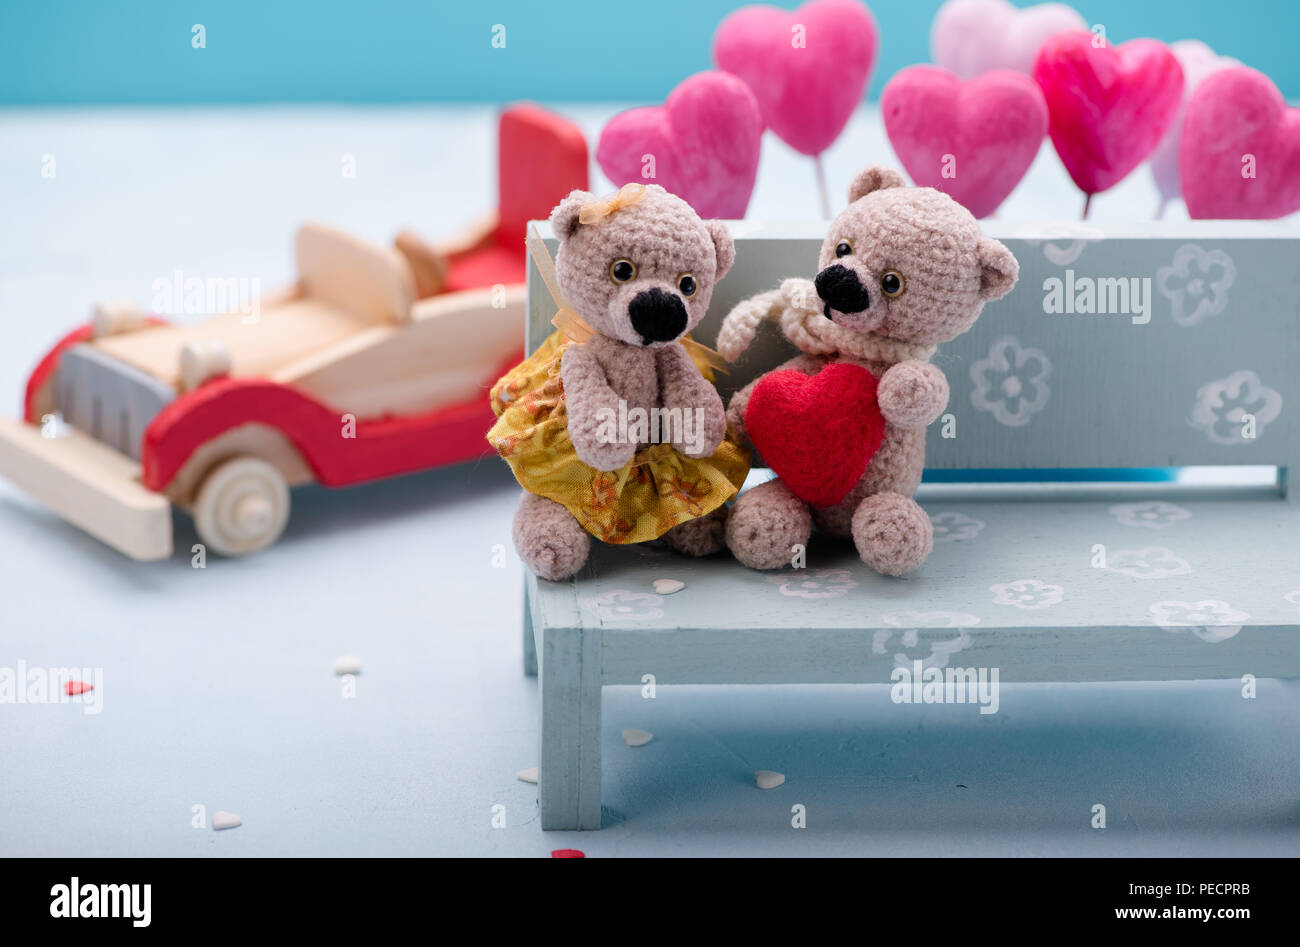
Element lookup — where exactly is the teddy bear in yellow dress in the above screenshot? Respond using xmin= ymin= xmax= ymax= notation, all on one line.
xmin=489 ymin=184 xmax=749 ymax=580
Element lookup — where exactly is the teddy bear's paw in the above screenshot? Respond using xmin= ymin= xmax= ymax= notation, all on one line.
xmin=513 ymin=493 xmax=591 ymax=581
xmin=878 ymin=361 xmax=950 ymax=430
xmin=675 ymin=407 xmax=727 ymax=459
xmin=724 ymin=395 xmax=751 ymax=443
xmin=661 ymin=506 xmax=728 ymax=557
xmin=851 ymin=493 xmax=934 ymax=577
xmin=725 ymin=479 xmax=813 ymax=570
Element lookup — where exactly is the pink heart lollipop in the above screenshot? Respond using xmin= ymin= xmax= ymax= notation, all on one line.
xmin=1180 ymin=66 xmax=1300 ymax=220
xmin=932 ymin=0 xmax=1087 ymax=78
xmin=1032 ymin=31 xmax=1184 ymax=208
xmin=713 ymin=0 xmax=878 ymax=157
xmin=883 ymin=66 xmax=1048 ymax=217
xmin=596 ymin=70 xmax=763 ymax=219
xmin=1149 ymin=40 xmax=1240 ymax=214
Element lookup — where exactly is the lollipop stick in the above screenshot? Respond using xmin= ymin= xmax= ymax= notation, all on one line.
xmin=814 ymin=153 xmax=830 ymax=219
xmin=1082 ymin=192 xmax=1092 ymax=220
xmin=1155 ymin=197 xmax=1167 ymax=220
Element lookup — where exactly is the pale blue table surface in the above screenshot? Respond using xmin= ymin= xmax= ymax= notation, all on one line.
xmin=0 ymin=105 xmax=1296 ymax=856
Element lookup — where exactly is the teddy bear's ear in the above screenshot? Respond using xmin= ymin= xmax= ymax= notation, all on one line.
xmin=550 ymin=189 xmax=595 ymax=242
xmin=705 ymin=220 xmax=735 ymax=281
xmin=977 ymin=236 xmax=1019 ymax=301
xmin=847 ymin=166 xmax=907 ymax=204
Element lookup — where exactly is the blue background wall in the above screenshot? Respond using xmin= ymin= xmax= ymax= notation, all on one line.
xmin=1 ymin=0 xmax=1296 ymax=105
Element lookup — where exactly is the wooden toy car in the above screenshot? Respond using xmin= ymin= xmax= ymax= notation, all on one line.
xmin=0 ymin=105 xmax=588 ymax=559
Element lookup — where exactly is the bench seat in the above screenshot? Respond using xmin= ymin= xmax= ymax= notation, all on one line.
xmin=529 ymin=484 xmax=1300 ymax=685
xmin=525 ymin=483 xmax=1300 ymax=828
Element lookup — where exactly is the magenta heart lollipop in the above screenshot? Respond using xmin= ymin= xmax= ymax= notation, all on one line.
xmin=1180 ymin=67 xmax=1300 ymax=220
xmin=883 ymin=66 xmax=1048 ymax=217
xmin=1032 ymin=31 xmax=1184 ymax=215
xmin=596 ymin=70 xmax=763 ymax=219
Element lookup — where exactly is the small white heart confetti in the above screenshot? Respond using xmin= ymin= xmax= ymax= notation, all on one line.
xmin=755 ymin=770 xmax=785 ymax=790
xmin=622 ymin=728 xmax=653 ymax=747
xmin=652 ymin=579 xmax=685 ymax=595
xmin=333 ymin=654 xmax=362 ymax=675
xmin=516 ymin=767 xmax=538 ymax=784
xmin=212 ymin=810 xmax=242 ymax=830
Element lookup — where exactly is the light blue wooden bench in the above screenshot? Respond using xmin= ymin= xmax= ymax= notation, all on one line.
xmin=522 ymin=220 xmax=1300 ymax=831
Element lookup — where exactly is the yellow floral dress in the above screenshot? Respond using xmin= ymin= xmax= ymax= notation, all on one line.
xmin=488 ymin=330 xmax=750 ymax=545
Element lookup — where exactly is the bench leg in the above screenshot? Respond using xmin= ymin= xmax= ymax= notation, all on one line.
xmin=538 ymin=626 xmax=602 ymax=830
xmin=522 ymin=583 xmax=537 ymax=677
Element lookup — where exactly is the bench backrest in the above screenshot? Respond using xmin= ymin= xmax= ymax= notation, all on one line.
xmin=527 ymin=220 xmax=1300 ymax=483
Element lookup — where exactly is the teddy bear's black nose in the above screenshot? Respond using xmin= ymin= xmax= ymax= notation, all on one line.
xmin=629 ymin=288 xmax=688 ymax=344
xmin=815 ymin=264 xmax=871 ymax=316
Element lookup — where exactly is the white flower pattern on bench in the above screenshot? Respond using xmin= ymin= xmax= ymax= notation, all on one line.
xmin=1013 ymin=223 xmax=1105 ymax=266
xmin=874 ymin=611 xmax=981 ymax=670
xmin=970 ymin=336 xmax=1052 ymax=427
xmin=1109 ymin=501 xmax=1191 ymax=529
xmin=581 ymin=590 xmax=664 ymax=622
xmin=931 ymin=512 xmax=985 ymax=543
xmin=770 ymin=569 xmax=857 ymax=599
xmin=1104 ymin=547 xmax=1192 ymax=579
xmin=1155 ymin=244 xmax=1237 ymax=327
xmin=1149 ymin=599 xmax=1250 ymax=643
xmin=990 ymin=579 xmax=1064 ymax=610
xmin=1189 ymin=370 xmax=1282 ymax=446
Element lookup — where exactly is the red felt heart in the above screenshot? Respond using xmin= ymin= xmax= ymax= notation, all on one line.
xmin=745 ymin=363 xmax=885 ymax=508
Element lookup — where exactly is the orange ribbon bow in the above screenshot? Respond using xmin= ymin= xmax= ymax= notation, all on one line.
xmin=577 ymin=182 xmax=648 ymax=225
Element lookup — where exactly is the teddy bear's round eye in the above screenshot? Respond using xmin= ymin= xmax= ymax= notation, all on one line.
xmin=881 ymin=270 xmax=905 ymax=298
xmin=835 ymin=241 xmax=853 ymax=258
xmin=609 ymin=259 xmax=637 ymax=283
xmin=677 ymin=274 xmax=697 ymax=297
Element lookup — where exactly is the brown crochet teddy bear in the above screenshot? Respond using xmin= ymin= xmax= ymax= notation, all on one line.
xmin=490 ymin=184 xmax=749 ymax=581
xmin=716 ymin=166 xmax=1018 ymax=576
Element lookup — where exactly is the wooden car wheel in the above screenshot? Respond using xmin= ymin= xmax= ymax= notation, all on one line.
xmin=193 ymin=456 xmax=290 ymax=556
